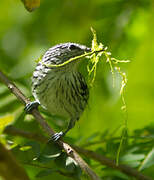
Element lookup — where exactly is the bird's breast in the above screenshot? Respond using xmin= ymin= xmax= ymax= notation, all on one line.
xmin=32 ymin=64 xmax=89 ymax=120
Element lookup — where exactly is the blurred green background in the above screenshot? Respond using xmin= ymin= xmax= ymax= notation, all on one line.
xmin=0 ymin=0 xmax=154 ymax=179
xmin=1 ymin=0 xmax=154 ymax=135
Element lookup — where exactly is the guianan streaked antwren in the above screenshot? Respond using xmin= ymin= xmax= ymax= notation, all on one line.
xmin=25 ymin=43 xmax=91 ymax=141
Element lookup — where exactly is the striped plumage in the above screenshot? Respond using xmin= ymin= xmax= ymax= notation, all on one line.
xmin=32 ymin=43 xmax=90 ymax=140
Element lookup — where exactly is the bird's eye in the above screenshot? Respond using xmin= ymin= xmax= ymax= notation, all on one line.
xmin=69 ymin=44 xmax=79 ymax=50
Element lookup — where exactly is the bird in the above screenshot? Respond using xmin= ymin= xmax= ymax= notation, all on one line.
xmin=25 ymin=43 xmax=91 ymax=141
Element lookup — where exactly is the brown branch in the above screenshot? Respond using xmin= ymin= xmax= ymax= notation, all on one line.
xmin=1 ymin=70 xmax=153 ymax=180
xmin=72 ymin=146 xmax=153 ymax=180
xmin=4 ymin=125 xmax=153 ymax=180
xmin=0 ymin=142 xmax=30 ymax=180
xmin=4 ymin=125 xmax=48 ymax=143
xmin=0 ymin=70 xmax=101 ymax=180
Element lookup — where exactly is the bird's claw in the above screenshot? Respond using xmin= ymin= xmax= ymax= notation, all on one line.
xmin=25 ymin=101 xmax=39 ymax=114
xmin=51 ymin=132 xmax=64 ymax=142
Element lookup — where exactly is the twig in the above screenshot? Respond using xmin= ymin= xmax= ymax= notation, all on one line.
xmin=4 ymin=125 xmax=153 ymax=180
xmin=4 ymin=125 xmax=48 ymax=143
xmin=73 ymin=146 xmax=153 ymax=180
xmin=0 ymin=70 xmax=101 ymax=180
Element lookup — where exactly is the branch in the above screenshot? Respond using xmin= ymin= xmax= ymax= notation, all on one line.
xmin=73 ymin=146 xmax=153 ymax=180
xmin=0 ymin=70 xmax=101 ymax=180
xmin=4 ymin=125 xmax=153 ymax=180
xmin=0 ymin=142 xmax=30 ymax=180
xmin=4 ymin=125 xmax=47 ymax=143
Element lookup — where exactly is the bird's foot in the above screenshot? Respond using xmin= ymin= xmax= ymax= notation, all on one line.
xmin=51 ymin=131 xmax=64 ymax=142
xmin=25 ymin=101 xmax=39 ymax=114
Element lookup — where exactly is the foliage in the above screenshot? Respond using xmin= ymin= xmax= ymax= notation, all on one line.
xmin=0 ymin=114 xmax=14 ymax=132
xmin=0 ymin=0 xmax=154 ymax=179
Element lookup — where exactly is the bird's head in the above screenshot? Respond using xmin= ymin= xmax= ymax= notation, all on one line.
xmin=42 ymin=43 xmax=91 ymax=67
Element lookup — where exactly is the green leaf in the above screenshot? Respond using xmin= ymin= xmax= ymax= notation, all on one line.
xmin=102 ymin=169 xmax=129 ymax=180
xmin=54 ymin=152 xmax=67 ymax=169
xmin=37 ymin=142 xmax=61 ymax=163
xmin=55 ymin=153 xmax=82 ymax=178
xmin=106 ymin=141 xmax=119 ymax=156
xmin=0 ymin=114 xmax=14 ymax=132
xmin=139 ymin=148 xmax=154 ymax=171
xmin=25 ymin=141 xmax=41 ymax=157
xmin=120 ymin=153 xmax=145 ymax=168
xmin=12 ymin=141 xmax=40 ymax=163
xmin=65 ymin=157 xmax=77 ymax=172
xmin=0 ymin=99 xmax=20 ymax=114
xmin=121 ymin=153 xmax=145 ymax=162
xmin=35 ymin=169 xmax=55 ymax=178
xmin=86 ymin=132 xmax=99 ymax=142
xmin=0 ymin=86 xmax=9 ymax=99
xmin=20 ymin=145 xmax=32 ymax=151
